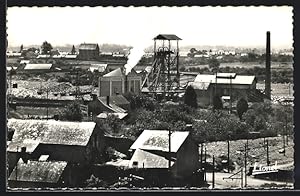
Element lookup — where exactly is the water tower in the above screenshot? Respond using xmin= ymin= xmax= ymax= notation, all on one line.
xmin=141 ymin=34 xmax=182 ymax=97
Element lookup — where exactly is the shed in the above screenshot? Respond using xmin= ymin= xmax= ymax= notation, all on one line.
xmin=129 ymin=130 xmax=199 ymax=178
xmin=7 ymin=119 xmax=105 ymax=174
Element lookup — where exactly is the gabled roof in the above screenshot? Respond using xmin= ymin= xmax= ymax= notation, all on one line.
xmin=79 ymin=43 xmax=99 ymax=50
xmin=130 ymin=130 xmax=189 ymax=153
xmin=7 ymin=119 xmax=96 ymax=147
xmin=129 ymin=149 xmax=175 ymax=168
xmin=103 ymin=68 xmax=124 ymax=77
xmin=154 ymin=34 xmax=182 ymax=40
xmin=8 ymin=159 xmax=67 ymax=183
xmin=24 ymin=64 xmax=52 ymax=70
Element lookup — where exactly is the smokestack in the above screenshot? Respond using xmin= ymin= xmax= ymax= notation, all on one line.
xmin=265 ymin=31 xmax=271 ymax=99
xmin=106 ymin=96 xmax=110 ymax=106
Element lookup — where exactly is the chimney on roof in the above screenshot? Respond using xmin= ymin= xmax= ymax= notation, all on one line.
xmin=265 ymin=31 xmax=271 ymax=99
xmin=106 ymin=96 xmax=110 ymax=106
xmin=20 ymin=147 xmax=28 ymax=164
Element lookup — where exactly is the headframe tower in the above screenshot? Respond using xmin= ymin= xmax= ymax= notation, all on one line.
xmin=141 ymin=34 xmax=182 ymax=97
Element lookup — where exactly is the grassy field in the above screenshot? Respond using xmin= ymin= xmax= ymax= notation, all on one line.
xmin=187 ymin=62 xmax=293 ymax=69
xmin=204 ymin=136 xmax=294 ymax=171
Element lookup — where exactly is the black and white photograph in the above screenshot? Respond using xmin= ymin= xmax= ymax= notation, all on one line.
xmin=5 ymin=6 xmax=294 ymax=190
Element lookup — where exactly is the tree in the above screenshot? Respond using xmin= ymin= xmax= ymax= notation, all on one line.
xmin=208 ymin=58 xmax=220 ymax=72
xmin=184 ymin=85 xmax=198 ymax=108
xmin=61 ymin=101 xmax=83 ymax=121
xmin=71 ymin=45 xmax=76 ymax=54
xmin=213 ymin=95 xmax=223 ymax=110
xmin=236 ymin=98 xmax=249 ymax=120
xmin=190 ymin=48 xmax=197 ymax=54
xmin=41 ymin=41 xmax=53 ymax=55
xmin=19 ymin=44 xmax=23 ymax=52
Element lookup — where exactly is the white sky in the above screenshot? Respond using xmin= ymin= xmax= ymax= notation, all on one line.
xmin=7 ymin=6 xmax=293 ymax=49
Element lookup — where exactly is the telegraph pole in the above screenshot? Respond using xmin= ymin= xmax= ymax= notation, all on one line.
xmin=227 ymin=140 xmax=230 ymax=173
xmin=212 ymin=155 xmax=215 ymax=189
xmin=266 ymin=139 xmax=270 ymax=165
xmin=168 ymin=130 xmax=171 ymax=169
xmin=244 ymin=143 xmax=247 ymax=188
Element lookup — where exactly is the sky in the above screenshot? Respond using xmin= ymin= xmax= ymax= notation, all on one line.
xmin=7 ymin=6 xmax=293 ymax=49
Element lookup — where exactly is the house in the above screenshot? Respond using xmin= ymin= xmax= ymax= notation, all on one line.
xmin=78 ymin=43 xmax=99 ymax=60
xmin=87 ymin=94 xmax=129 ymax=120
xmin=99 ymin=67 xmax=142 ymax=97
xmin=188 ymin=73 xmax=267 ymax=107
xmin=7 ymin=119 xmax=105 ymax=175
xmin=8 ymin=159 xmax=69 ymax=188
xmin=129 ymin=130 xmax=199 ymax=179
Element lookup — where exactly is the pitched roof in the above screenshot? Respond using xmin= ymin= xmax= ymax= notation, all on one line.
xmin=8 ymin=119 xmax=96 ymax=147
xmin=153 ymin=34 xmax=182 ymax=40
xmin=103 ymin=68 xmax=124 ymax=77
xmin=97 ymin=113 xmax=128 ymax=120
xmin=7 ymin=139 xmax=40 ymax=153
xmin=194 ymin=73 xmax=256 ymax=85
xmin=24 ymin=64 xmax=52 ymax=70
xmin=130 ymin=130 xmax=190 ymax=153
xmin=129 ymin=149 xmax=175 ymax=168
xmin=8 ymin=159 xmax=67 ymax=183
xmin=79 ymin=43 xmax=99 ymax=50
xmin=98 ymin=98 xmax=127 ymax=113
xmin=98 ymin=95 xmax=130 ymax=106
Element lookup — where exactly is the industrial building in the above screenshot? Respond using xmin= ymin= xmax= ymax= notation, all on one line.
xmin=98 ymin=67 xmax=142 ymax=97
xmin=78 ymin=43 xmax=100 ymax=60
xmin=188 ymin=73 xmax=267 ymax=107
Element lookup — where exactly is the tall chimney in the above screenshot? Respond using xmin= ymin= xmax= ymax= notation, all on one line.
xmin=265 ymin=31 xmax=271 ymax=99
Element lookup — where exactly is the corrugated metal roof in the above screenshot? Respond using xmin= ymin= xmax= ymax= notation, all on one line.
xmin=129 ymin=149 xmax=174 ymax=168
xmin=9 ymin=159 xmax=67 ymax=183
xmin=194 ymin=73 xmax=255 ymax=85
xmin=130 ymin=130 xmax=189 ymax=153
xmin=153 ymin=34 xmax=182 ymax=40
xmin=24 ymin=64 xmax=52 ymax=70
xmin=8 ymin=119 xmax=96 ymax=146
xmin=79 ymin=43 xmax=99 ymax=50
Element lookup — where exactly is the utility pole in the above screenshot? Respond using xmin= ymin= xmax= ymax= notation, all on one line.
xmin=168 ymin=129 xmax=172 ymax=170
xmin=46 ymin=87 xmax=49 ymax=120
xmin=266 ymin=139 xmax=270 ymax=165
xmin=200 ymin=143 xmax=203 ymax=168
xmin=227 ymin=140 xmax=230 ymax=173
xmin=229 ymin=75 xmax=232 ymax=113
xmin=244 ymin=143 xmax=247 ymax=188
xmin=212 ymin=155 xmax=215 ymax=189
xmin=283 ymin=132 xmax=286 ymax=156
xmin=204 ymin=146 xmax=207 ymax=182
xmin=285 ymin=113 xmax=288 ymax=146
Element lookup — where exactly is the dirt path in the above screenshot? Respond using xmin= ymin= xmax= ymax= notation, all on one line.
xmin=205 ymin=172 xmax=293 ymax=189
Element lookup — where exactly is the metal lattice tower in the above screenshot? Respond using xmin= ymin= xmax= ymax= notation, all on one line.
xmin=142 ymin=34 xmax=181 ymax=96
